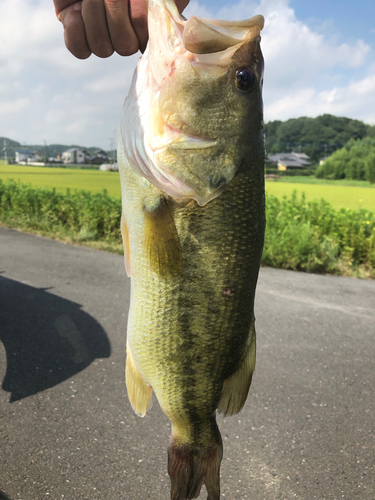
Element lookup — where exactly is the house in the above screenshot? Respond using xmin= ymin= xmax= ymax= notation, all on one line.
xmin=15 ymin=150 xmax=42 ymax=163
xmin=267 ymin=152 xmax=311 ymax=171
xmin=61 ymin=148 xmax=91 ymax=164
xmin=91 ymin=149 xmax=109 ymax=165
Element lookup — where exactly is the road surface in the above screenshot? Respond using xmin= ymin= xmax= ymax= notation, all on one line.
xmin=0 ymin=227 xmax=374 ymax=500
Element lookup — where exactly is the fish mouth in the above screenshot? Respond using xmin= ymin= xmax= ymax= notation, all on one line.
xmin=149 ymin=0 xmax=264 ymax=55
xmin=147 ymin=0 xmax=264 ymax=86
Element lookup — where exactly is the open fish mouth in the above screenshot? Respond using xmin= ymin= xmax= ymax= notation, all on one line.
xmin=147 ymin=0 xmax=264 ymax=87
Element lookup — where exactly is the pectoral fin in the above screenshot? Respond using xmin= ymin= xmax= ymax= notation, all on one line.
xmin=125 ymin=343 xmax=153 ymax=417
xmin=144 ymin=197 xmax=182 ymax=276
xmin=121 ymin=214 xmax=131 ymax=277
xmin=217 ymin=322 xmax=256 ymax=417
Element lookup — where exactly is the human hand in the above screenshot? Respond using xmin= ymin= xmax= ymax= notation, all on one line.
xmin=54 ymin=0 xmax=190 ymax=59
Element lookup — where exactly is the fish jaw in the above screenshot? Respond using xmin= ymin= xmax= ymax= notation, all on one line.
xmin=120 ymin=2 xmax=265 ymax=205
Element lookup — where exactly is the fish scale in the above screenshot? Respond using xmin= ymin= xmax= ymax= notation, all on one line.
xmin=119 ymin=0 xmax=265 ymax=498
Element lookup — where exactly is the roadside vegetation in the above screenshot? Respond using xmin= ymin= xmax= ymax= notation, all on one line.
xmin=1 ymin=180 xmax=374 ymax=278
xmin=0 ymin=180 xmax=123 ymax=254
xmin=263 ymin=192 xmax=374 ymax=278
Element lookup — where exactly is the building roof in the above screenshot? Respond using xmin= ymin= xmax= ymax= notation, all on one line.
xmin=267 ymin=152 xmax=311 ymax=168
xmin=63 ymin=148 xmax=90 ymax=155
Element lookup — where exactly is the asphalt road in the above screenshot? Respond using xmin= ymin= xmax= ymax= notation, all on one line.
xmin=0 ymin=227 xmax=374 ymax=500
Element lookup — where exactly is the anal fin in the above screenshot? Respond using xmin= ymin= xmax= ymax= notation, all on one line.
xmin=121 ymin=214 xmax=131 ymax=277
xmin=144 ymin=197 xmax=182 ymax=276
xmin=125 ymin=343 xmax=152 ymax=417
xmin=218 ymin=321 xmax=256 ymax=417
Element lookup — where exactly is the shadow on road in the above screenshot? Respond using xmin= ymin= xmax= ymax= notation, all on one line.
xmin=0 ymin=491 xmax=12 ymax=500
xmin=0 ymin=276 xmax=111 ymax=402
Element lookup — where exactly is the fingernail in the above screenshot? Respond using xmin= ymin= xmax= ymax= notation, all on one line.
xmin=74 ymin=1 xmax=82 ymax=10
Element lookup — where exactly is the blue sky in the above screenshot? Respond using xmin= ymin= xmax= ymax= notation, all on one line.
xmin=291 ymin=0 xmax=374 ymax=43
xmin=1 ymin=0 xmax=374 ymax=150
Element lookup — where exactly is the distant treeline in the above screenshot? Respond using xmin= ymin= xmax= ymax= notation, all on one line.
xmin=265 ymin=114 xmax=375 ymax=163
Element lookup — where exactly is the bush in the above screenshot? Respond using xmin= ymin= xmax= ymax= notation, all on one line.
xmin=0 ymin=179 xmax=122 ymax=243
xmin=0 ymin=180 xmax=374 ymax=278
xmin=365 ymin=152 xmax=375 ymax=184
xmin=317 ymin=138 xmax=375 ymax=183
xmin=263 ymin=191 xmax=375 ymax=277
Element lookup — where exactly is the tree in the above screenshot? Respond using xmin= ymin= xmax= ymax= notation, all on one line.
xmin=316 ymin=137 xmax=375 ymax=181
xmin=366 ymin=152 xmax=375 ymax=184
xmin=264 ymin=114 xmax=370 ymax=163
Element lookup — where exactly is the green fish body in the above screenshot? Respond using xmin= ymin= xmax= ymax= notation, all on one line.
xmin=118 ymin=2 xmax=265 ymax=498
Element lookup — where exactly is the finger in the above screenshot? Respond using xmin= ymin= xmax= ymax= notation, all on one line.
xmin=81 ymin=0 xmax=114 ymax=58
xmin=175 ymin=0 xmax=190 ymax=14
xmin=127 ymin=0 xmax=148 ymax=53
xmin=54 ymin=0 xmax=76 ymax=17
xmin=104 ymin=0 xmax=140 ymax=56
xmin=59 ymin=3 xmax=91 ymax=59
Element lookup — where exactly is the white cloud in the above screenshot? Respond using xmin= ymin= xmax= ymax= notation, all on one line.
xmin=0 ymin=97 xmax=29 ymax=115
xmin=0 ymin=0 xmax=138 ymax=147
xmin=263 ymin=70 xmax=375 ymax=124
xmin=84 ymin=68 xmax=136 ymax=93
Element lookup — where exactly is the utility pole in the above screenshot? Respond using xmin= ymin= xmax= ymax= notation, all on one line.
xmin=113 ymin=128 xmax=117 ymax=164
xmin=109 ymin=137 xmax=113 ymax=164
xmin=3 ymin=139 xmax=7 ymax=164
xmin=44 ymin=140 xmax=48 ymax=163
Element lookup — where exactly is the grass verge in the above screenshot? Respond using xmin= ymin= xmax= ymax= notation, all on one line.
xmin=1 ymin=180 xmax=374 ymax=278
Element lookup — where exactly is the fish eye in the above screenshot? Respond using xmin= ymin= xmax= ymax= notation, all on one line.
xmin=235 ymin=68 xmax=257 ymax=92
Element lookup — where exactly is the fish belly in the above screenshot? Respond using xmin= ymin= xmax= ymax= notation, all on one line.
xmin=120 ymin=147 xmax=265 ymax=499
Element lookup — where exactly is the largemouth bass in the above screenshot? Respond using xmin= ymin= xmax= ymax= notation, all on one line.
xmin=118 ymin=1 xmax=265 ymax=498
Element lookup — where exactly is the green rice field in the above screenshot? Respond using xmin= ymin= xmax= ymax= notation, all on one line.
xmin=0 ymin=164 xmax=122 ymax=197
xmin=265 ymin=181 xmax=375 ymax=211
xmin=1 ymin=165 xmax=374 ymax=211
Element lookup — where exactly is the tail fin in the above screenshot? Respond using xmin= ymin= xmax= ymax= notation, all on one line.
xmin=167 ymin=420 xmax=223 ymax=500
